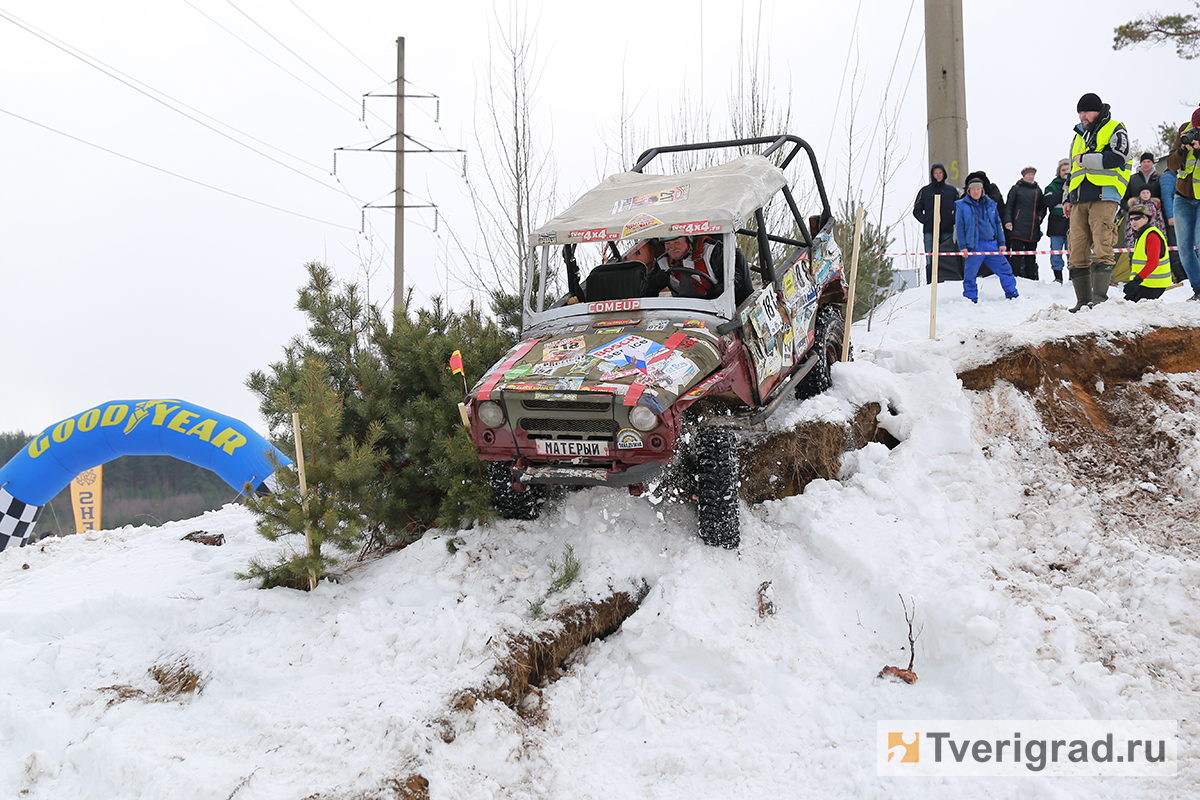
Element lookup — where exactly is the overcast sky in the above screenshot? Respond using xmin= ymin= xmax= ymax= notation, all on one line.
xmin=0 ymin=0 xmax=1191 ymax=437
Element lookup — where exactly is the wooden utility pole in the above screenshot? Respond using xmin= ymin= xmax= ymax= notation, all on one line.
xmin=394 ymin=36 xmax=405 ymax=313
xmin=924 ymin=0 xmax=968 ymax=186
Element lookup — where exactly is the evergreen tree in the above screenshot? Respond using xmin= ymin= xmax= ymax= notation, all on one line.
xmin=834 ymin=198 xmax=896 ymax=324
xmin=244 ymin=263 xmax=515 ymax=587
xmin=242 ymin=358 xmax=385 ymax=590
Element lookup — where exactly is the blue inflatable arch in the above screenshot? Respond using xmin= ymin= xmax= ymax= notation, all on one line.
xmin=0 ymin=399 xmax=290 ymax=552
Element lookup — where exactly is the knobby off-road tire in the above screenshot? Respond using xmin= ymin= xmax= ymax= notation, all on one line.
xmin=696 ymin=427 xmax=740 ymax=549
xmin=486 ymin=461 xmax=541 ymax=521
xmin=795 ymin=304 xmax=849 ymax=401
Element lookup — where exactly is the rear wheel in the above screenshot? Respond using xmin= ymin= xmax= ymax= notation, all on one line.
xmin=696 ymin=427 xmax=740 ymax=549
xmin=795 ymin=304 xmax=848 ymax=400
xmin=486 ymin=461 xmax=541 ymax=520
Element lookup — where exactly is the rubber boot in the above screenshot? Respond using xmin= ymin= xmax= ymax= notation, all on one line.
xmin=1068 ymin=267 xmax=1091 ymax=313
xmin=1090 ymin=262 xmax=1113 ymax=306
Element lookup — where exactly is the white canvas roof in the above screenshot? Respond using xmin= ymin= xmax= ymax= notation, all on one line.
xmin=529 ymin=154 xmax=788 ymax=247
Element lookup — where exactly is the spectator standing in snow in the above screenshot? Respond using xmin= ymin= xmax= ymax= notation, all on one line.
xmin=1160 ymin=163 xmax=1188 ymax=284
xmin=1125 ymin=152 xmax=1162 ymax=204
xmin=1044 ymin=159 xmax=1071 ymax=283
xmin=1167 ymin=108 xmax=1200 ymax=301
xmin=912 ymin=163 xmax=960 ymax=283
xmin=1122 ymin=204 xmax=1171 ymax=302
xmin=1004 ymin=166 xmax=1049 ymax=280
xmin=956 ymin=178 xmax=1019 ymax=303
xmin=1064 ymin=92 xmax=1131 ymax=312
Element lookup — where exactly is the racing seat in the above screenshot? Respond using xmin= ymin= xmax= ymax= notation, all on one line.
xmin=585 ymin=261 xmax=649 ymax=302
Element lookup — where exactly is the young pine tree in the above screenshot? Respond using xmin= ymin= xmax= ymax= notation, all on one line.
xmin=243 ymin=263 xmax=515 ymax=588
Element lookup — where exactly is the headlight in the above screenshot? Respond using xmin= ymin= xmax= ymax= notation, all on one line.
xmin=629 ymin=405 xmax=658 ymax=432
xmin=477 ymin=400 xmax=506 ymax=428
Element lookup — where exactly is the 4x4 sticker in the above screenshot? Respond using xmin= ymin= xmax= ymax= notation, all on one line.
xmin=567 ymin=228 xmax=613 ymax=242
xmin=669 ymin=220 xmax=722 ymax=235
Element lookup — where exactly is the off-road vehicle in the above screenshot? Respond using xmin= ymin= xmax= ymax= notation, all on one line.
xmin=464 ymin=135 xmax=849 ymax=548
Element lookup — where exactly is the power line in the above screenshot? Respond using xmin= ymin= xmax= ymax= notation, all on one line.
xmin=220 ymin=0 xmax=392 ymax=130
xmin=178 ymin=0 xmax=367 ymax=125
xmin=1 ymin=106 xmax=358 ymax=231
xmin=287 ymin=0 xmax=387 ymax=84
xmin=0 ymin=8 xmax=345 ymax=191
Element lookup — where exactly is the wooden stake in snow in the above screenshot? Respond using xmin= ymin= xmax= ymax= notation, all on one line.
xmin=842 ymin=204 xmax=864 ymax=364
xmin=291 ymin=411 xmax=317 ymax=591
xmin=930 ymin=193 xmax=941 ymax=339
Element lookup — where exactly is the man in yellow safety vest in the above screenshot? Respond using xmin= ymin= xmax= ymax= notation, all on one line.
xmin=1063 ymin=92 xmax=1131 ymax=312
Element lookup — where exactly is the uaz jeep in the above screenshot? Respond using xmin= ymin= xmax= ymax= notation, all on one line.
xmin=465 ymin=135 xmax=849 ymax=548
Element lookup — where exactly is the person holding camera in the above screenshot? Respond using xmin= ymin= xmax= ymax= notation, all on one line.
xmin=1167 ymin=108 xmax=1200 ymax=301
xmin=1064 ymin=93 xmax=1131 ymax=312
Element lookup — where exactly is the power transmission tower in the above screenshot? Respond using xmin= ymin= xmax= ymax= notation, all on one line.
xmin=924 ymin=0 xmax=968 ymax=185
xmin=335 ymin=37 xmax=462 ymax=313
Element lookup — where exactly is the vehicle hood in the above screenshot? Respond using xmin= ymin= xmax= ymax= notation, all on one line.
xmin=471 ymin=319 xmax=725 ymax=408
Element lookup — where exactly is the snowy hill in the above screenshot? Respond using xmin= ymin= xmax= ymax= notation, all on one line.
xmin=4 ymin=280 xmax=1200 ymax=799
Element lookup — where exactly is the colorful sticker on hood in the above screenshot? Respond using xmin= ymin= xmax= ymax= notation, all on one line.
xmin=621 ymin=212 xmax=663 ymax=239
xmin=542 ymin=337 xmax=586 ymax=362
xmin=644 ymin=319 xmax=669 ymax=332
xmin=504 ymin=363 xmax=534 ymax=380
xmin=588 ymin=334 xmax=663 ymax=365
xmin=612 ymin=185 xmax=689 ymax=215
xmin=646 ymin=352 xmax=698 ymax=391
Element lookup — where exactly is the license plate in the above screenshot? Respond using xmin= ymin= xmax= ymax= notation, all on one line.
xmin=534 ymin=440 xmax=611 ymax=457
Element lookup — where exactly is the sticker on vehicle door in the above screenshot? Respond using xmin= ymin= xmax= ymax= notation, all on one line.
xmin=534 ymin=440 xmax=612 ymax=457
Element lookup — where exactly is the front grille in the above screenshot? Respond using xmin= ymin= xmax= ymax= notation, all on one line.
xmin=520 ymin=398 xmax=612 ymax=412
xmin=519 ymin=418 xmax=618 ymax=435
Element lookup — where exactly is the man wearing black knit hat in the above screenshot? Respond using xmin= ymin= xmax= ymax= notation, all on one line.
xmin=1063 ymin=92 xmax=1131 ymax=312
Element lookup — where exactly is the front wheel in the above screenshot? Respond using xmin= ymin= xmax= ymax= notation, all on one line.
xmin=696 ymin=427 xmax=740 ymax=549
xmin=795 ymin=304 xmax=849 ymax=400
xmin=486 ymin=461 xmax=541 ymax=520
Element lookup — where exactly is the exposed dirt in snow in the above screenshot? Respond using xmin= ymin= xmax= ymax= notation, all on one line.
xmin=455 ymin=584 xmax=650 ymax=719
xmin=740 ymin=402 xmax=900 ymax=503
xmin=959 ymin=326 xmax=1200 ymax=552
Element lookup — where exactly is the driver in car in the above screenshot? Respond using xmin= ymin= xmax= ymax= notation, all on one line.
xmin=649 ymin=234 xmax=753 ymax=304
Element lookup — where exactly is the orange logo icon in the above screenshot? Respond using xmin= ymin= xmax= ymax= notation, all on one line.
xmin=887 ymin=732 xmax=919 ymax=763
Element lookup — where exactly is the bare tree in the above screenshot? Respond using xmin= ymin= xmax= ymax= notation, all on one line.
xmin=463 ymin=3 xmax=559 ymax=333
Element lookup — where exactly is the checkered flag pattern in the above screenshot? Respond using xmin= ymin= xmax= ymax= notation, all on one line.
xmin=0 ymin=487 xmax=42 ymax=552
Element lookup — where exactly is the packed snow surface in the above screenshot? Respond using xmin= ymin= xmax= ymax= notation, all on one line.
xmin=4 ymin=280 xmax=1200 ymax=799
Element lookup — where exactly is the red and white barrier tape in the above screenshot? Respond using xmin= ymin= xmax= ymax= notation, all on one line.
xmin=889 ymin=246 xmax=1181 ymax=257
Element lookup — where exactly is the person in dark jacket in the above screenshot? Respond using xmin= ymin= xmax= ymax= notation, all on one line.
xmin=1004 ymin=166 xmax=1049 ymax=281
xmin=1043 ymin=159 xmax=1070 ymax=283
xmin=1124 ymin=152 xmax=1162 ymax=205
xmin=912 ymin=163 xmax=961 ymax=283
xmin=956 ymin=178 xmax=1019 ymax=302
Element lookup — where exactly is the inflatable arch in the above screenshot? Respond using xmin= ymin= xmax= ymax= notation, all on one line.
xmin=0 ymin=399 xmax=291 ymax=552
